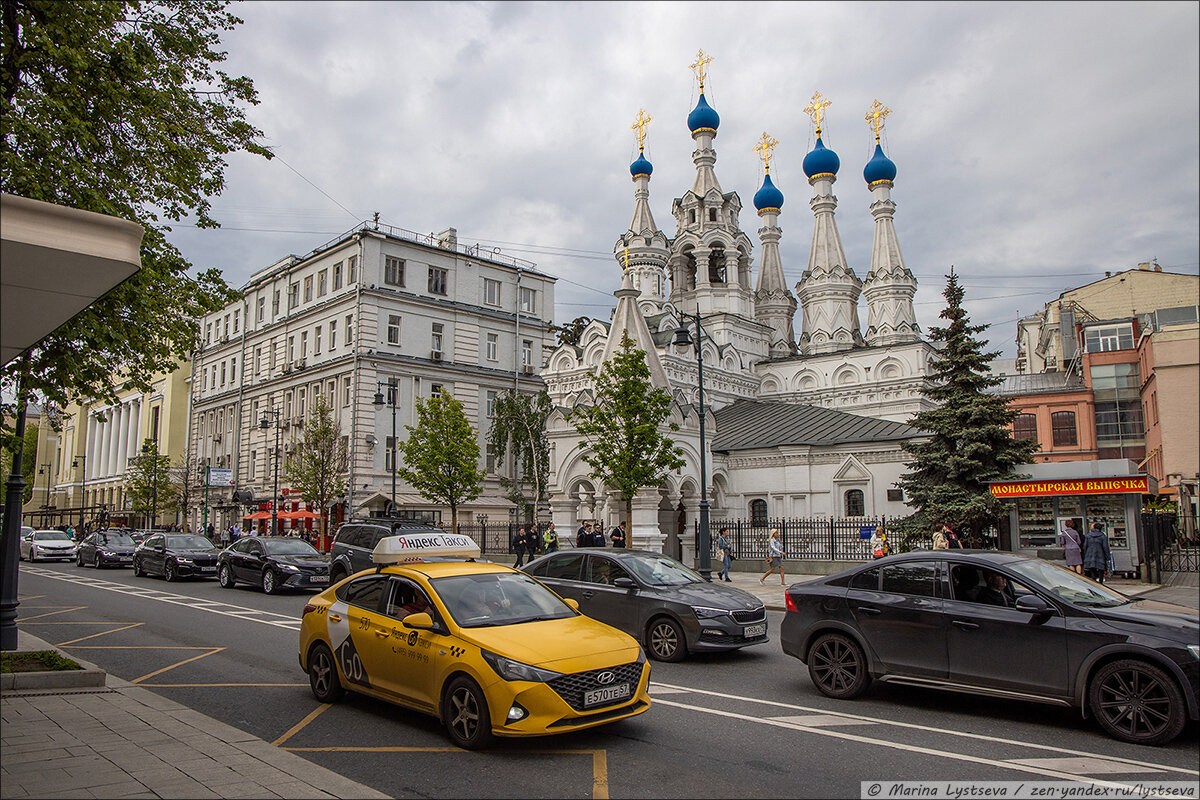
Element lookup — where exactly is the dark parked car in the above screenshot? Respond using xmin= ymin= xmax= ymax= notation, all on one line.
xmin=328 ymin=519 xmax=449 ymax=583
xmin=132 ymin=533 xmax=221 ymax=581
xmin=522 ymin=548 xmax=768 ymax=662
xmin=781 ymin=550 xmax=1199 ymax=746
xmin=75 ymin=530 xmax=137 ymax=568
xmin=218 ymin=536 xmax=330 ymax=594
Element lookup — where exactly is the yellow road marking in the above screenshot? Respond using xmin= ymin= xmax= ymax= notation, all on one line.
xmin=19 ymin=606 xmax=88 ymax=621
xmin=272 ymin=703 xmax=332 ymax=746
xmin=22 ymin=621 xmax=142 ymax=624
xmin=132 ymin=647 xmax=223 ymax=683
xmin=66 ymin=645 xmax=209 ymax=649
xmin=57 ymin=623 xmax=145 ymax=645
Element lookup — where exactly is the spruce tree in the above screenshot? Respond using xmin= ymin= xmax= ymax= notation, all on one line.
xmin=898 ymin=271 xmax=1039 ymax=544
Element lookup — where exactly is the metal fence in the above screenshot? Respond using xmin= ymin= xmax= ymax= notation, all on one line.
xmin=1139 ymin=510 xmax=1199 ymax=583
xmin=697 ymin=517 xmax=933 ymax=562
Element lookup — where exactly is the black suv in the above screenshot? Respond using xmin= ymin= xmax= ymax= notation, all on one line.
xmin=328 ymin=519 xmax=449 ymax=583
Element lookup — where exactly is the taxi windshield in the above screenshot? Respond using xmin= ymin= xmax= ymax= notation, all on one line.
xmin=433 ymin=572 xmax=576 ymax=628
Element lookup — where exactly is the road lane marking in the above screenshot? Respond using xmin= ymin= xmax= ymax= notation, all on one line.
xmin=651 ymin=681 xmax=1197 ymax=777
xmin=18 ymin=605 xmax=88 ymax=620
xmin=273 ymin=703 xmax=333 ymax=746
xmin=21 ymin=567 xmax=302 ymax=629
xmin=771 ymin=714 xmax=876 ymax=727
xmin=57 ymin=622 xmax=145 ymax=645
xmin=654 ymin=697 xmax=1140 ymax=789
xmin=132 ymin=647 xmax=224 ymax=683
xmin=1007 ymin=757 xmax=1167 ymax=775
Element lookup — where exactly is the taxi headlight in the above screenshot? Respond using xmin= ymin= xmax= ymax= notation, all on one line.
xmin=481 ymin=649 xmax=562 ymax=683
xmin=693 ymin=606 xmax=728 ymax=619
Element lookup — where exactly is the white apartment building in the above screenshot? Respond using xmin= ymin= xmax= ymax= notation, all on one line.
xmin=189 ymin=223 xmax=556 ymax=533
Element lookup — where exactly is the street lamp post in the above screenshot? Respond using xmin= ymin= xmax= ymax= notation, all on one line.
xmin=141 ymin=443 xmax=159 ymax=530
xmin=373 ymin=379 xmax=398 ymax=515
xmin=673 ymin=312 xmax=713 ymax=581
xmin=37 ymin=464 xmax=51 ymax=528
xmin=73 ymin=455 xmax=87 ymax=532
xmin=259 ymin=409 xmax=282 ymax=536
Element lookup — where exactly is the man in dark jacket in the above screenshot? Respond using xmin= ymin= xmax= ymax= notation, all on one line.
xmin=610 ymin=522 xmax=627 ymax=549
xmin=525 ymin=523 xmax=542 ymax=557
xmin=512 ymin=524 xmax=528 ymax=567
xmin=576 ymin=522 xmax=589 ymax=547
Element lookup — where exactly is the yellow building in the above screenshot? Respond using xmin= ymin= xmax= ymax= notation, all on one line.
xmin=26 ymin=363 xmax=192 ymax=531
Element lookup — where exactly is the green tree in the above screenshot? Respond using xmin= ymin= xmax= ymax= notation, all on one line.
xmin=1 ymin=0 xmax=269 ymax=431
xmin=555 ymin=316 xmax=591 ymax=348
xmin=897 ymin=271 xmax=1039 ymax=545
xmin=396 ymin=393 xmax=484 ymax=534
xmin=284 ymin=397 xmax=348 ymax=542
xmin=3 ymin=420 xmax=39 ymax=504
xmin=123 ymin=439 xmax=179 ymax=527
xmin=487 ymin=390 xmax=551 ymax=520
xmin=568 ymin=333 xmax=684 ymax=531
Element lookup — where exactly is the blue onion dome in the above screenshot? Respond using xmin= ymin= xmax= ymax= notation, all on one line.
xmin=802 ymin=136 xmax=840 ymax=178
xmin=630 ymin=149 xmax=653 ymax=177
xmin=687 ymin=92 xmax=720 ymax=133
xmin=863 ymin=142 xmax=897 ymax=184
xmin=753 ymin=171 xmax=784 ymax=212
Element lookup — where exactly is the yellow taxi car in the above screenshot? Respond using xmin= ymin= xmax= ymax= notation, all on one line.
xmin=298 ymin=532 xmax=651 ymax=748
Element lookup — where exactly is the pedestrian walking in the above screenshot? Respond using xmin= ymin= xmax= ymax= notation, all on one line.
xmin=716 ymin=527 xmax=733 ymax=582
xmin=1081 ymin=522 xmax=1112 ymax=583
xmin=760 ymin=528 xmax=786 ymax=585
xmin=1060 ymin=518 xmax=1083 ymax=574
xmin=870 ymin=529 xmax=889 ymax=559
xmin=576 ymin=521 xmax=589 ymax=548
xmin=525 ymin=523 xmax=542 ymax=558
xmin=543 ymin=522 xmax=559 ymax=553
xmin=610 ymin=522 xmax=627 ymax=549
xmin=590 ymin=522 xmax=606 ymax=547
xmin=512 ymin=524 xmax=528 ymax=567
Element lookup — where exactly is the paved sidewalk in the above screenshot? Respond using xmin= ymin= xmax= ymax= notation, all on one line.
xmin=1 ymin=630 xmax=387 ymax=800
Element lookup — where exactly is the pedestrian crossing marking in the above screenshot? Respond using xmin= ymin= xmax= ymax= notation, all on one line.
xmin=1006 ymin=757 xmax=1167 ymax=775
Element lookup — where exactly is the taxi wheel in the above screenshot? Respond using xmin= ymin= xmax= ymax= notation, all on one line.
xmin=307 ymin=643 xmax=344 ymax=703
xmin=647 ymin=616 xmax=688 ymax=662
xmin=218 ymin=564 xmax=236 ymax=588
xmin=443 ymin=676 xmax=493 ymax=750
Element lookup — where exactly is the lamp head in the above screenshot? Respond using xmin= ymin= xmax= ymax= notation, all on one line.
xmin=259 ymin=416 xmax=269 ymax=429
xmin=672 ymin=326 xmax=693 ymax=347
xmin=373 ymin=390 xmax=386 ymax=406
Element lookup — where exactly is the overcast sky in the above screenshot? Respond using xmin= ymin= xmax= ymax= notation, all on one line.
xmin=168 ymin=1 xmax=1200 ymax=360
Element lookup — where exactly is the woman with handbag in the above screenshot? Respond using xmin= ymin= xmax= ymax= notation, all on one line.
xmin=1060 ymin=519 xmax=1083 ymax=574
xmin=759 ymin=528 xmax=786 ymax=585
xmin=716 ymin=528 xmax=733 ymax=582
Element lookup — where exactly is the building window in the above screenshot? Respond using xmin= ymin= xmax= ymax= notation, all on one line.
xmin=431 ymin=323 xmax=444 ymax=354
xmin=303 ymin=276 xmax=313 ymax=303
xmin=1083 ymin=323 xmax=1134 ymax=353
xmin=297 ymin=388 xmax=306 ymax=421
xmin=233 ymin=309 xmax=239 ymax=333
xmin=333 ymin=262 xmax=343 ymax=290
xmin=220 ymin=362 xmax=226 ymax=386
xmin=486 ymin=332 xmax=498 ymax=362
xmin=273 ymin=290 xmax=280 ymax=316
xmin=519 ymin=286 xmax=536 ymax=313
xmin=314 ymin=326 xmax=322 ymax=355
xmin=485 ymin=443 xmax=498 ymax=474
xmin=288 ymin=336 xmax=295 ymax=362
xmin=428 ymin=266 xmax=448 ymax=295
xmin=749 ymin=499 xmax=768 ymax=526
xmin=318 ymin=269 xmax=328 ymax=297
xmin=288 ymin=283 xmax=299 ymax=310
xmin=387 ymin=315 xmax=401 ymax=345
xmin=300 ymin=331 xmax=308 ymax=358
xmin=330 ymin=320 xmax=337 ymax=349
xmin=484 ymin=278 xmax=501 ymax=306
xmin=249 ymin=450 xmax=257 ymax=480
xmin=348 ymin=255 xmax=358 ymax=283
xmin=384 ymin=256 xmax=405 ymax=287
xmin=343 ymin=376 xmax=352 ymax=406
xmin=223 ymin=314 xmax=230 ymax=338
xmin=522 ymin=339 xmax=533 ymax=366
xmin=486 ymin=390 xmax=497 ymax=418
xmin=1051 ymin=411 xmax=1078 ymax=447
xmin=345 ymin=314 xmax=353 ymax=344
xmin=284 ymin=391 xmax=293 ymax=419
xmin=688 ymin=209 xmax=696 ymax=224
xmin=385 ymin=436 xmax=395 ymax=472
xmin=845 ymin=489 xmax=865 ymax=517
xmin=230 ymin=357 xmax=237 ymax=384
xmin=270 ymin=341 xmax=277 ymax=371
xmin=256 ymin=297 xmax=265 ymax=322
xmin=1014 ymin=413 xmax=1038 ymax=441
xmin=254 ymin=347 xmax=261 ymax=375
xmin=205 ymin=322 xmax=212 ymax=344
xmin=430 ymin=383 xmax=443 ymax=397
xmin=709 ymin=208 xmax=717 ymax=222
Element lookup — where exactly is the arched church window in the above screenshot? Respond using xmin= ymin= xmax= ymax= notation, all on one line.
xmin=684 ymin=250 xmax=697 ymax=291
xmin=709 ymin=208 xmax=717 ymax=222
xmin=709 ymin=244 xmax=726 ymax=284
xmin=689 ymin=209 xmax=696 ymax=224
xmin=845 ymin=490 xmax=865 ymax=517
xmin=749 ymin=499 xmax=767 ymax=526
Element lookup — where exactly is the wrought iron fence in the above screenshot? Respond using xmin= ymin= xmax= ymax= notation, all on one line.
xmin=1140 ymin=510 xmax=1199 ymax=582
xmin=699 ymin=517 xmax=913 ymax=562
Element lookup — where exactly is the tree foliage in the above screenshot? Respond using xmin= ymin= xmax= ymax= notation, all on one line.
xmin=486 ymin=390 xmax=551 ymax=520
xmin=568 ymin=333 xmax=684 ymax=528
xmin=123 ymin=438 xmax=179 ymax=525
xmin=898 ymin=271 xmax=1039 ymax=544
xmin=555 ymin=316 xmax=591 ymax=348
xmin=1 ymin=420 xmax=38 ymax=503
xmin=0 ymin=0 xmax=269 ymax=431
xmin=396 ymin=393 xmax=484 ymax=534
xmin=284 ymin=397 xmax=348 ymax=540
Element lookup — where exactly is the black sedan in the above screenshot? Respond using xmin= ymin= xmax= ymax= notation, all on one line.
xmin=74 ymin=530 xmax=138 ymax=568
xmin=522 ymin=548 xmax=767 ymax=662
xmin=132 ymin=533 xmax=221 ymax=581
xmin=217 ymin=536 xmax=330 ymax=594
xmin=781 ymin=550 xmax=1199 ymax=746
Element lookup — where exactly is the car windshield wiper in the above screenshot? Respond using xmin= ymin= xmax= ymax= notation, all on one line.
xmin=519 ymin=614 xmax=570 ymax=622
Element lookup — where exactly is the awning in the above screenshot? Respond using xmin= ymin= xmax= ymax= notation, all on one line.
xmin=242 ymin=511 xmax=273 ymax=520
xmin=278 ymin=509 xmax=321 ymax=520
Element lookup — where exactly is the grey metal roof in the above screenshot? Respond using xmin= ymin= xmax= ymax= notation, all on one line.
xmin=711 ymin=399 xmax=917 ymax=452
xmin=990 ymin=372 xmax=1087 ymax=397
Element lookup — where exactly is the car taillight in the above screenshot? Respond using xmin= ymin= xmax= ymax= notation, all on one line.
xmin=785 ymin=592 xmax=799 ymax=613
xmin=302 ymin=603 xmax=318 ymax=616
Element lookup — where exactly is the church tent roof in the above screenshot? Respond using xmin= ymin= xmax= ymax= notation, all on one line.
xmin=711 ymin=399 xmax=916 ymax=452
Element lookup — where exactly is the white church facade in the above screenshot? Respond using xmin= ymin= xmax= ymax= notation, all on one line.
xmin=542 ymin=55 xmax=937 ymax=559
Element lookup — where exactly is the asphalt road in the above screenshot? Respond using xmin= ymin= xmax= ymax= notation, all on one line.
xmin=15 ymin=561 xmax=1199 ymax=799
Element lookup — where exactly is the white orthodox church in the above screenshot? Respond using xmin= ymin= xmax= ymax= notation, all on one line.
xmin=542 ymin=57 xmax=938 ymax=559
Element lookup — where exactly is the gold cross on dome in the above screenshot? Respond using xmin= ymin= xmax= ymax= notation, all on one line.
xmin=865 ymin=100 xmax=891 ymax=141
xmin=631 ymin=108 xmax=652 ymax=150
xmin=622 ymin=247 xmax=631 ymax=270
xmin=690 ymin=49 xmax=715 ymax=90
xmin=754 ymin=132 xmax=780 ymax=173
xmin=804 ymin=91 xmax=832 ymax=133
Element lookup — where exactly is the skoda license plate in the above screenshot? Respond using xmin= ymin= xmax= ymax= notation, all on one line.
xmin=744 ymin=623 xmax=767 ymax=638
xmin=583 ymin=683 xmax=630 ymax=708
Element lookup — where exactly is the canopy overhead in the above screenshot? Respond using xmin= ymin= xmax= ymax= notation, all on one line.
xmin=278 ymin=509 xmax=321 ymax=519
xmin=242 ymin=511 xmax=273 ymax=520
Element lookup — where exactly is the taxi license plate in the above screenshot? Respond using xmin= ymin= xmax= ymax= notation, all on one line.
xmin=310 ymin=575 xmax=329 ymax=584
xmin=744 ymin=623 xmax=767 ymax=638
xmin=583 ymin=683 xmax=631 ymax=708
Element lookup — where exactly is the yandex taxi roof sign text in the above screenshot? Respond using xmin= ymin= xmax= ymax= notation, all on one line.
xmin=989 ymin=475 xmax=1149 ymax=499
xmin=372 ymin=532 xmax=481 ymax=564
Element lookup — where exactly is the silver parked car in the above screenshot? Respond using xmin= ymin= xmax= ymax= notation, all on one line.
xmin=19 ymin=529 xmax=77 ymax=562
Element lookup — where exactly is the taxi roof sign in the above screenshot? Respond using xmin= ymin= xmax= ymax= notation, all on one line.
xmin=371 ymin=532 xmax=481 ymax=564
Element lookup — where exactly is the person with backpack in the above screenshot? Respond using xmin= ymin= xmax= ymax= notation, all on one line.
xmin=543 ymin=522 xmax=559 ymax=553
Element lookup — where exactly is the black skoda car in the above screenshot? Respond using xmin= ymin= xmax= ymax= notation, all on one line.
xmin=522 ymin=549 xmax=768 ymax=662
xmin=74 ymin=530 xmax=137 ymax=568
xmin=132 ymin=533 xmax=221 ymax=581
xmin=781 ymin=550 xmax=1199 ymax=746
xmin=218 ymin=536 xmax=330 ymax=594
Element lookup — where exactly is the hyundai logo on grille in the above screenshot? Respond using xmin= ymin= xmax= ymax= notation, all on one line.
xmin=595 ymin=671 xmax=616 ymax=685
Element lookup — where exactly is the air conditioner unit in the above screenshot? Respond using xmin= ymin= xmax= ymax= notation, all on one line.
xmin=430 ymin=350 xmax=443 ymax=362
xmin=294 ymin=359 xmax=307 ymax=370
xmin=281 ymin=363 xmax=293 ymax=374
xmin=521 ymin=365 xmax=535 ymax=375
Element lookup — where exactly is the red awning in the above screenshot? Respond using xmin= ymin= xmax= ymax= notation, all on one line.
xmin=278 ymin=509 xmax=321 ymax=520
xmin=242 ymin=511 xmax=274 ymax=520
